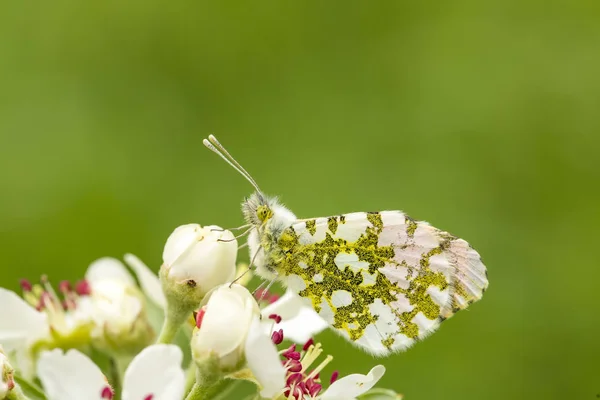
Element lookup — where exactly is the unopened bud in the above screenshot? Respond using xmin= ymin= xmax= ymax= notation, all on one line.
xmin=160 ymin=224 xmax=237 ymax=317
xmin=191 ymin=284 xmax=259 ymax=373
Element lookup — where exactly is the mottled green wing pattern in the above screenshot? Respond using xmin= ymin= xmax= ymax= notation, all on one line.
xmin=274 ymin=211 xmax=488 ymax=356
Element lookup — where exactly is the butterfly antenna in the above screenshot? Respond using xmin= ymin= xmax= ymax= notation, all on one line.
xmin=203 ymin=135 xmax=263 ymax=194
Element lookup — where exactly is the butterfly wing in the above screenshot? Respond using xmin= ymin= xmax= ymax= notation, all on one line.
xmin=275 ymin=211 xmax=488 ymax=356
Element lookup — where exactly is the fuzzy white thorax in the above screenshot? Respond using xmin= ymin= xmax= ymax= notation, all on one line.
xmin=244 ymin=192 xmax=296 ymax=280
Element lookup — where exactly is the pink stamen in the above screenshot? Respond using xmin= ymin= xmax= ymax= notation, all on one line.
xmin=196 ymin=307 xmax=206 ymax=329
xmin=287 ymin=359 xmax=302 ymax=373
xmin=308 ymin=382 xmax=322 ymax=396
xmin=75 ymin=280 xmax=91 ymax=296
xmin=330 ymin=370 xmax=339 ymax=384
xmin=268 ymin=313 xmax=282 ymax=323
xmin=19 ymin=279 xmax=32 ymax=292
xmin=286 ymin=372 xmax=303 ymax=386
xmin=101 ymin=386 xmax=114 ymax=399
xmin=296 ymin=381 xmax=307 ymax=394
xmin=282 ymin=345 xmax=301 ymax=360
xmin=271 ymin=329 xmax=284 ymax=345
xmin=38 ymin=292 xmax=51 ymax=310
xmin=143 ymin=395 xmax=154 ymax=400
xmin=302 ymin=338 xmax=314 ymax=351
xmin=283 ymin=385 xmax=303 ymax=400
xmin=59 ymin=280 xmax=72 ymax=293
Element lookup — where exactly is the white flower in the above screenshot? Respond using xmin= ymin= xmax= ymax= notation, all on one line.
xmin=85 ymin=258 xmax=154 ymax=353
xmin=244 ymin=309 xmax=385 ymax=400
xmin=162 ymin=224 xmax=237 ymax=294
xmin=37 ymin=344 xmax=185 ymax=400
xmin=0 ymin=346 xmax=15 ymax=399
xmin=191 ymin=284 xmax=259 ymax=372
xmin=0 ymin=278 xmax=94 ymax=378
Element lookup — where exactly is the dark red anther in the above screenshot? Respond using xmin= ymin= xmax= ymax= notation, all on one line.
xmin=308 ymin=382 xmax=322 ymax=396
xmin=143 ymin=395 xmax=154 ymax=400
xmin=287 ymin=359 xmax=302 ymax=373
xmin=295 ymin=380 xmax=308 ymax=395
xmin=19 ymin=279 xmax=32 ymax=292
xmin=268 ymin=313 xmax=282 ymax=323
xmin=101 ymin=386 xmax=114 ymax=399
xmin=302 ymin=338 xmax=314 ymax=351
xmin=75 ymin=280 xmax=91 ymax=296
xmin=283 ymin=385 xmax=303 ymax=400
xmin=59 ymin=280 xmax=71 ymax=293
xmin=196 ymin=307 xmax=206 ymax=329
xmin=286 ymin=372 xmax=303 ymax=386
xmin=282 ymin=344 xmax=301 ymax=360
xmin=271 ymin=329 xmax=284 ymax=345
xmin=330 ymin=370 xmax=339 ymax=384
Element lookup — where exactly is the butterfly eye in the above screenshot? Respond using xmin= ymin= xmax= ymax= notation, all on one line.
xmin=256 ymin=205 xmax=272 ymax=222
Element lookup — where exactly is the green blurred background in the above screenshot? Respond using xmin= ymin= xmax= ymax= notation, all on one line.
xmin=1 ymin=1 xmax=599 ymax=399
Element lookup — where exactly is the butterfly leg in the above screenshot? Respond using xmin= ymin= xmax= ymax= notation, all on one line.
xmin=210 ymin=223 xmax=252 ymax=232
xmin=254 ymin=275 xmax=278 ymax=303
xmin=229 ymin=245 xmax=261 ymax=287
xmin=218 ymin=226 xmax=255 ymax=242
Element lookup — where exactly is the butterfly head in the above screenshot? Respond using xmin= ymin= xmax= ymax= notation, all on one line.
xmin=242 ymin=192 xmax=272 ymax=227
xmin=203 ymin=135 xmax=296 ymax=232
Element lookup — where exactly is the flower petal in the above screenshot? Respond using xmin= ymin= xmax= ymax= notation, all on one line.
xmin=124 ymin=253 xmax=167 ymax=309
xmin=320 ymin=365 xmax=386 ymax=399
xmin=37 ymin=349 xmax=108 ymax=400
xmin=244 ymin=317 xmax=286 ymax=398
xmin=85 ymin=257 xmax=136 ymax=286
xmin=122 ymin=344 xmax=185 ymax=400
xmin=262 ymin=291 xmax=329 ymax=343
xmin=0 ymin=288 xmax=48 ymax=343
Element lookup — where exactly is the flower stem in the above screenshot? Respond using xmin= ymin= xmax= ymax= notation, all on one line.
xmin=184 ymin=363 xmax=197 ymax=394
xmin=184 ymin=379 xmax=228 ymax=400
xmin=156 ymin=301 xmax=191 ymax=344
xmin=184 ymin=359 xmax=225 ymax=400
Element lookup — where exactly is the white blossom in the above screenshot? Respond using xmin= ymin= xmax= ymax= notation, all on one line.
xmin=244 ymin=307 xmax=386 ymax=400
xmin=85 ymin=257 xmax=154 ymax=353
xmin=0 ymin=280 xmax=93 ymax=378
xmin=37 ymin=344 xmax=185 ymax=400
xmin=0 ymin=346 xmax=15 ymax=399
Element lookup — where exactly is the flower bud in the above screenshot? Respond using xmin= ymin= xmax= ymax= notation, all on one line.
xmin=160 ymin=224 xmax=237 ymax=313
xmin=191 ymin=284 xmax=259 ymax=373
xmin=0 ymin=346 xmax=15 ymax=399
xmin=86 ymin=258 xmax=155 ymax=354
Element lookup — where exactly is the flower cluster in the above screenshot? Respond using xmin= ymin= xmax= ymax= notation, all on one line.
xmin=0 ymin=223 xmax=401 ymax=400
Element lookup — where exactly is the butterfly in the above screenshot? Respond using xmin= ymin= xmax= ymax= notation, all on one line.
xmin=203 ymin=135 xmax=489 ymax=356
